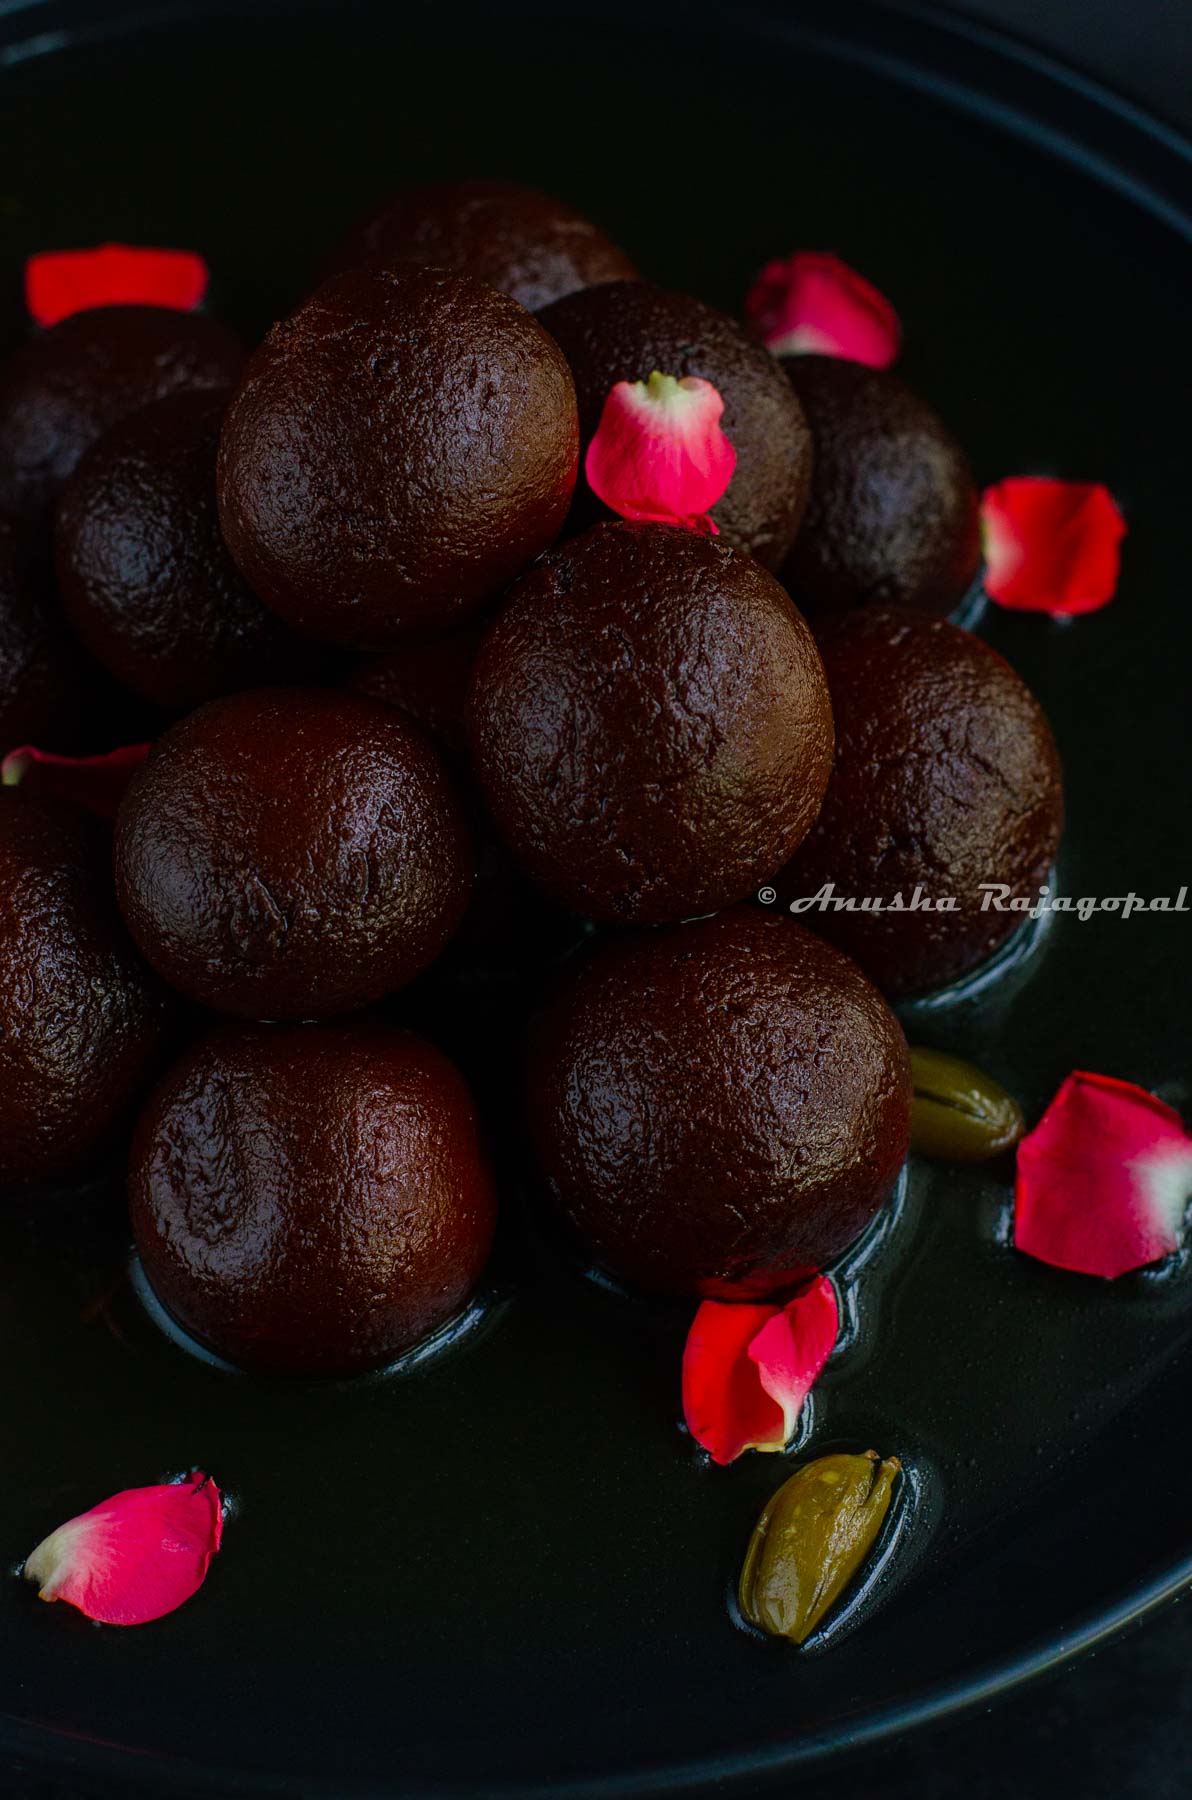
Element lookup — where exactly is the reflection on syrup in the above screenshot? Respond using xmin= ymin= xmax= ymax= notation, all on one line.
xmin=831 ymin=1164 xmax=919 ymax=1359
xmin=896 ymin=885 xmax=1056 ymax=1022
xmin=725 ymin=1451 xmax=944 ymax=1656
xmin=949 ymin=566 xmax=989 ymax=633
xmin=127 ymin=1252 xmax=510 ymax=1385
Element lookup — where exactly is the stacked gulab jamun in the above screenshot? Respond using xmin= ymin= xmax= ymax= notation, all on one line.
xmin=0 ymin=181 xmax=1065 ymax=1383
xmin=778 ymin=358 xmax=981 ymax=618
xmin=0 ymin=304 xmax=245 ymax=541
xmin=56 ymin=389 xmax=321 ymax=711
xmin=539 ymin=280 xmax=813 ymax=568
xmin=774 ymin=608 xmax=1064 ymax=996
xmin=321 ymin=178 xmax=639 ymax=312
xmin=527 ymin=907 xmax=911 ymax=1298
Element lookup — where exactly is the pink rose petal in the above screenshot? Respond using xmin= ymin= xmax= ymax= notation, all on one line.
xmin=584 ymin=371 xmax=736 ymax=535
xmin=748 ymin=1275 xmax=840 ymax=1446
xmin=25 ymin=245 xmax=209 ymax=328
xmin=681 ymin=1275 xmax=839 ymax=1465
xmin=981 ymin=477 xmax=1125 ymax=615
xmin=2 ymin=742 xmax=151 ymax=821
xmin=745 ymin=251 xmax=900 ymax=367
xmin=24 ymin=1472 xmax=223 ymax=1625
xmin=1015 ymin=1071 xmax=1192 ymax=1278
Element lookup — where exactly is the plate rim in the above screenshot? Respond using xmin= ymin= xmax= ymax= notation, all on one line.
xmin=2 ymin=0 xmax=1191 ymax=1791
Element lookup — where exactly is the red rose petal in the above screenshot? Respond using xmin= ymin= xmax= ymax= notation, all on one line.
xmin=1014 ymin=1071 xmax=1192 ymax=1278
xmin=748 ymin=1275 xmax=839 ymax=1445
xmin=745 ymin=252 xmax=900 ymax=367
xmin=682 ymin=1301 xmax=781 ymax=1465
xmin=25 ymin=245 xmax=209 ymax=329
xmin=24 ymin=1472 xmax=222 ymax=1626
xmin=2 ymin=742 xmax=151 ymax=821
xmin=681 ymin=1275 xmax=839 ymax=1466
xmin=981 ymin=477 xmax=1125 ymax=615
xmin=584 ymin=371 xmax=736 ymax=535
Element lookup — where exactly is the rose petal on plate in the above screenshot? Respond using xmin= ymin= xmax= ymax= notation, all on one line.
xmin=584 ymin=371 xmax=736 ymax=535
xmin=981 ymin=477 xmax=1125 ymax=615
xmin=2 ymin=742 xmax=151 ymax=820
xmin=24 ymin=1472 xmax=223 ymax=1626
xmin=682 ymin=1276 xmax=839 ymax=1465
xmin=748 ymin=1275 xmax=840 ymax=1448
xmin=1014 ymin=1071 xmax=1192 ymax=1277
xmin=745 ymin=251 xmax=900 ymax=367
xmin=25 ymin=245 xmax=210 ymax=329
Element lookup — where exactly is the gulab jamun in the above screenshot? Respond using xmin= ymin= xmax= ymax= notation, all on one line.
xmin=776 ymin=608 xmax=1064 ymax=995
xmin=130 ymin=1022 xmax=497 ymax=1375
xmin=0 ymin=520 xmax=87 ymax=747
xmin=347 ymin=629 xmax=567 ymax=964
xmin=0 ymin=787 xmax=169 ymax=1187
xmin=468 ymin=521 xmax=834 ymax=925
xmin=538 ymin=281 xmax=812 ymax=569
xmin=0 ymin=305 xmax=244 ymax=537
xmin=779 ymin=357 xmax=981 ymax=617
xmin=56 ymin=390 xmax=320 ymax=712
xmin=217 ymin=265 xmax=579 ymax=647
xmin=323 ymin=179 xmax=639 ymax=313
xmin=527 ymin=906 xmax=911 ymax=1298
xmin=114 ymin=688 xmax=473 ymax=1019
xmin=346 ymin=627 xmax=482 ymax=766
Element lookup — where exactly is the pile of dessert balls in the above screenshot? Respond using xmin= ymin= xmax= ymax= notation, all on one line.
xmin=0 ymin=183 xmax=1063 ymax=1377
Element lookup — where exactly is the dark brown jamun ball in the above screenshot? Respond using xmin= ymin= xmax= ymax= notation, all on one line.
xmin=56 ymin=390 xmax=321 ymax=712
xmin=130 ymin=1022 xmax=497 ymax=1375
xmin=538 ymin=281 xmax=813 ymax=569
xmin=528 ymin=907 xmax=911 ymax=1298
xmin=779 ymin=357 xmax=981 ymax=617
xmin=346 ymin=627 xmax=482 ymax=766
xmin=468 ymin=522 xmax=834 ymax=926
xmin=114 ymin=688 xmax=473 ymax=1019
xmin=775 ymin=608 xmax=1064 ymax=996
xmin=0 ymin=306 xmax=244 ymax=539
xmin=217 ymin=266 xmax=579 ymax=648
xmin=322 ymin=179 xmax=639 ymax=313
xmin=0 ymin=520 xmax=88 ymax=747
xmin=346 ymin=628 xmax=567 ymax=963
xmin=0 ymin=787 xmax=170 ymax=1187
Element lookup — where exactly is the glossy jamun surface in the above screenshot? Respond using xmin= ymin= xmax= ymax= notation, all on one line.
xmin=538 ymin=281 xmax=812 ymax=569
xmin=130 ymin=1022 xmax=497 ymax=1375
xmin=114 ymin=688 xmax=473 ymax=1019
xmin=779 ymin=357 xmax=981 ymax=618
xmin=776 ymin=607 xmax=1064 ymax=995
xmin=527 ymin=907 xmax=911 ymax=1298
xmin=0 ymin=520 xmax=87 ymax=747
xmin=468 ymin=522 xmax=833 ymax=925
xmin=217 ymin=265 xmax=579 ymax=647
xmin=0 ymin=305 xmax=244 ymax=538
xmin=323 ymin=179 xmax=638 ymax=312
xmin=57 ymin=389 xmax=319 ymax=711
xmin=0 ymin=787 xmax=169 ymax=1186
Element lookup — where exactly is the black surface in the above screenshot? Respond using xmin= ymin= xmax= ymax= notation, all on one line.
xmin=2 ymin=2 xmax=1192 ymax=1794
xmin=930 ymin=0 xmax=1192 ymax=137
xmin=8 ymin=1603 xmax=1192 ymax=1798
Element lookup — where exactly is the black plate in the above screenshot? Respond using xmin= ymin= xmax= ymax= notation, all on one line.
xmin=2 ymin=2 xmax=1191 ymax=1793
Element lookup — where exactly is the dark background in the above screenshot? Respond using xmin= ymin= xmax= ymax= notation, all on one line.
xmin=1 ymin=1 xmax=1190 ymax=1795
xmin=6 ymin=1615 xmax=1192 ymax=1800
xmin=947 ymin=0 xmax=1192 ymax=132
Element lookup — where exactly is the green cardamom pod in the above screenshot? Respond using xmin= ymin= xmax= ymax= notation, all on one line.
xmin=739 ymin=1450 xmax=899 ymax=1645
xmin=909 ymin=1046 xmax=1025 ymax=1162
